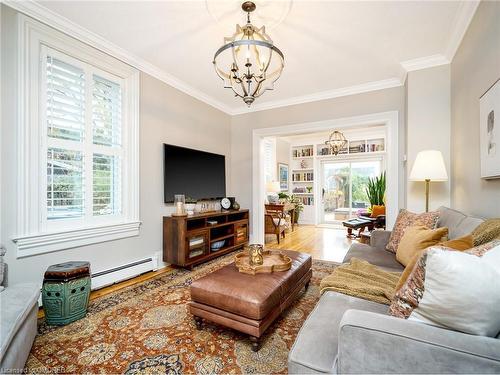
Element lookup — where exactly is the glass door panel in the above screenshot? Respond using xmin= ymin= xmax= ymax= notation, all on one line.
xmin=322 ymin=162 xmax=350 ymax=223
xmin=321 ymin=159 xmax=382 ymax=224
xmin=350 ymin=161 xmax=381 ymax=215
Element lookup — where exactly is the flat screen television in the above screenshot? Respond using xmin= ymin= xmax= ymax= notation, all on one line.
xmin=163 ymin=144 xmax=226 ymax=203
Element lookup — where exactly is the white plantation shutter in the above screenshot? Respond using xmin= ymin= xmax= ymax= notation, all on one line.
xmin=263 ymin=138 xmax=276 ymax=183
xmin=47 ymin=148 xmax=84 ymax=219
xmin=93 ymin=154 xmax=121 ymax=216
xmin=44 ymin=49 xmax=123 ymax=223
xmin=46 ymin=57 xmax=85 ymax=142
xmin=92 ymin=75 xmax=122 ymax=146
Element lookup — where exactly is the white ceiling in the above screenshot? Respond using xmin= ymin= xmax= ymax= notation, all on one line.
xmin=19 ymin=0 xmax=478 ymax=114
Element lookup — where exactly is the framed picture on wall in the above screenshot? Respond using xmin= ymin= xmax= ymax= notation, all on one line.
xmin=480 ymin=78 xmax=500 ymax=179
xmin=278 ymin=163 xmax=289 ymax=191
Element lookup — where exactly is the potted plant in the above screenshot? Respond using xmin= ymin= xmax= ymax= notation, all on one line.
xmin=278 ymin=192 xmax=304 ymax=223
xmin=365 ymin=172 xmax=386 ymax=214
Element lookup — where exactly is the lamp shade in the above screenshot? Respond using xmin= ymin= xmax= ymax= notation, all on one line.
xmin=266 ymin=181 xmax=281 ymax=193
xmin=409 ymin=150 xmax=448 ymax=181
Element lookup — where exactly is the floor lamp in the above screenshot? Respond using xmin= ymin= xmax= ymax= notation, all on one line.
xmin=409 ymin=150 xmax=448 ymax=212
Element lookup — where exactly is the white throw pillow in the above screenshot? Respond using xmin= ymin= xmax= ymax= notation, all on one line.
xmin=409 ymin=245 xmax=500 ymax=337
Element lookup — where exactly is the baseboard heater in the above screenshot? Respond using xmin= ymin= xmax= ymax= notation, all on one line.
xmin=91 ymin=256 xmax=159 ymax=290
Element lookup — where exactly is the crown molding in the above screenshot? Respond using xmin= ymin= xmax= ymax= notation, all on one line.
xmin=445 ymin=0 xmax=480 ymax=61
xmin=400 ymin=54 xmax=450 ymax=73
xmin=230 ymin=78 xmax=403 ymax=115
xmin=3 ymin=0 xmax=480 ymax=116
xmin=3 ymin=0 xmax=234 ymax=115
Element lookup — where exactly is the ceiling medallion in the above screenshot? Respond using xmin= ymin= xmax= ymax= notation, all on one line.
xmin=213 ymin=1 xmax=285 ymax=107
xmin=325 ymin=131 xmax=348 ymax=155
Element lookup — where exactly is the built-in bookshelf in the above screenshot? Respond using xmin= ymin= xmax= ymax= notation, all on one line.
xmin=290 ymin=135 xmax=386 ymax=225
xmin=292 ymin=145 xmax=314 ymax=158
xmin=317 ymin=137 xmax=385 ymax=157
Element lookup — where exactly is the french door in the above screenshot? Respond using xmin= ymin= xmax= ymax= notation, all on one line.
xmin=320 ymin=159 xmax=382 ymax=224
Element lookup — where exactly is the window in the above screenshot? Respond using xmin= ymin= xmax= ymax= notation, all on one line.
xmin=44 ymin=53 xmax=123 ymax=225
xmin=263 ymin=137 xmax=276 ymax=183
xmin=14 ymin=16 xmax=140 ymax=257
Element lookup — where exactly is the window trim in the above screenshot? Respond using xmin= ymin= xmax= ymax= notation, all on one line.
xmin=13 ymin=15 xmax=140 ymax=258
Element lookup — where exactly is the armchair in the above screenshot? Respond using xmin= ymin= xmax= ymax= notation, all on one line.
xmin=265 ymin=204 xmax=287 ymax=244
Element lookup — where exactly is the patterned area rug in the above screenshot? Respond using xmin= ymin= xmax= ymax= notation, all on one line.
xmin=27 ymin=253 xmax=338 ymax=374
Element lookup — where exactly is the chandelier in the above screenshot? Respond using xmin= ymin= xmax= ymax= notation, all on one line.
xmin=213 ymin=1 xmax=285 ymax=107
xmin=325 ymin=131 xmax=348 ymax=155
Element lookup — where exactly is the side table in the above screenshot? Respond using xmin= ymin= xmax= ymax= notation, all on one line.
xmin=42 ymin=261 xmax=91 ymax=325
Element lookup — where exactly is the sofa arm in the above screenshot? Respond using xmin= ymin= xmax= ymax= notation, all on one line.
xmin=338 ymin=310 xmax=500 ymax=374
xmin=369 ymin=230 xmax=391 ymax=251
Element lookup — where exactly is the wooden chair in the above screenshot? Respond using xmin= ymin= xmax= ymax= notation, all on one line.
xmin=265 ymin=204 xmax=287 ymax=244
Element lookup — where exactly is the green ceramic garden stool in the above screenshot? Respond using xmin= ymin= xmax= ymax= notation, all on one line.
xmin=42 ymin=261 xmax=91 ymax=326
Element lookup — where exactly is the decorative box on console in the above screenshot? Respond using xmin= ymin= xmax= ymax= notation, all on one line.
xmin=42 ymin=261 xmax=91 ymax=326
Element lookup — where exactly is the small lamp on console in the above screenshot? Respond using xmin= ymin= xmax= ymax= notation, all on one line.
xmin=266 ymin=181 xmax=281 ymax=204
xmin=409 ymin=150 xmax=448 ymax=212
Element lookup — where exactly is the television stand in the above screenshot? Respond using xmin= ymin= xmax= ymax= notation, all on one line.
xmin=163 ymin=209 xmax=249 ymax=268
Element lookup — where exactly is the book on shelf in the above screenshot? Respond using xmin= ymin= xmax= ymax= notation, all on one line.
xmin=188 ymin=249 xmax=204 ymax=258
xmin=292 ymin=147 xmax=313 ymax=157
xmin=189 ymin=237 xmax=204 ymax=247
xmin=292 ymin=172 xmax=314 ymax=182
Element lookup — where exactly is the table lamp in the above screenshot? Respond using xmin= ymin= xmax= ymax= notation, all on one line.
xmin=266 ymin=181 xmax=281 ymax=204
xmin=409 ymin=150 xmax=448 ymax=212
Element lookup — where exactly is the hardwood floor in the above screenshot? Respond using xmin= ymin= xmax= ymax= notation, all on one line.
xmin=266 ymin=224 xmax=353 ymax=263
xmin=38 ymin=225 xmax=352 ymax=318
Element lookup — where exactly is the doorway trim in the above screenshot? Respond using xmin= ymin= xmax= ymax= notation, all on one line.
xmin=252 ymin=111 xmax=399 ymax=244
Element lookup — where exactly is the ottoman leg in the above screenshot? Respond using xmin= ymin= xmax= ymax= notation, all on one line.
xmin=194 ymin=316 xmax=203 ymax=330
xmin=305 ymin=281 xmax=310 ymax=291
xmin=249 ymin=336 xmax=261 ymax=352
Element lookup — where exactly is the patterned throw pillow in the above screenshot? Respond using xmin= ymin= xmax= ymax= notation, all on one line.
xmin=389 ymin=239 xmax=500 ymax=319
xmin=386 ymin=209 xmax=440 ymax=253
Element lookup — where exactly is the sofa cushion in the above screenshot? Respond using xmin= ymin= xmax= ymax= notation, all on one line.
xmin=0 ymin=284 xmax=40 ymax=363
xmin=396 ymin=226 xmax=448 ymax=266
xmin=409 ymin=245 xmax=500 ymax=337
xmin=343 ymin=242 xmax=404 ymax=272
xmin=288 ymin=291 xmax=387 ymax=374
xmin=386 ymin=209 xmax=440 ymax=253
xmin=437 ymin=206 xmax=483 ymax=239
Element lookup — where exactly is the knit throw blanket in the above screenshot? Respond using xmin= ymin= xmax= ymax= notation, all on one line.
xmin=320 ymin=258 xmax=401 ymax=305
xmin=472 ymin=218 xmax=500 ymax=246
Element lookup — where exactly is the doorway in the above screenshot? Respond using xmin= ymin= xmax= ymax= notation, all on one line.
xmin=321 ymin=159 xmax=382 ymax=224
xmin=252 ymin=111 xmax=399 ymax=244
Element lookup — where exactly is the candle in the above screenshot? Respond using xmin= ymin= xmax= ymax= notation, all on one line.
xmin=176 ymin=201 xmax=183 ymax=215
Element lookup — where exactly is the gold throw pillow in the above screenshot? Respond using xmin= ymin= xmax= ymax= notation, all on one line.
xmin=396 ymin=226 xmax=449 ymax=266
xmin=394 ymin=234 xmax=473 ymax=292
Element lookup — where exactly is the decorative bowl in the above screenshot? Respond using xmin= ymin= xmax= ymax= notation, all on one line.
xmin=211 ymin=240 xmax=225 ymax=251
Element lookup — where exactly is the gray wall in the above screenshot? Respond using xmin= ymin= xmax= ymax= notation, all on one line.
xmin=406 ymin=65 xmax=451 ymax=212
xmin=230 ymin=87 xmax=406 ymax=237
xmin=451 ymin=0 xmax=500 ymax=218
xmin=1 ymin=5 xmax=231 ymax=286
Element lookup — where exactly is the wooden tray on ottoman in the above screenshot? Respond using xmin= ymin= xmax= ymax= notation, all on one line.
xmin=234 ymin=250 xmax=292 ymax=275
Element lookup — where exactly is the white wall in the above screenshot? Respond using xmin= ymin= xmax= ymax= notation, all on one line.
xmin=1 ymin=6 xmax=231 ymax=286
xmin=451 ymin=0 xmax=500 ymax=218
xmin=230 ymin=87 xmax=406 ymax=238
xmin=406 ymin=65 xmax=451 ymax=212
xmin=276 ymin=138 xmax=290 ymax=168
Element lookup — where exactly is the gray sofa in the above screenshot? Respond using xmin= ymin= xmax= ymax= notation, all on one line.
xmin=289 ymin=206 xmax=500 ymax=374
xmin=0 ymin=254 xmax=40 ymax=372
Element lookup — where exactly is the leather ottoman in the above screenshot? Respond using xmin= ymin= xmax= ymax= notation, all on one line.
xmin=189 ymin=250 xmax=312 ymax=351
